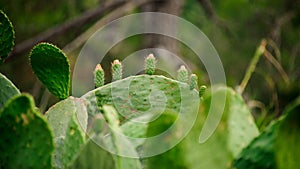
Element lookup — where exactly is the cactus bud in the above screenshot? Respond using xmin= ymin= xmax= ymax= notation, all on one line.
xmin=94 ymin=64 xmax=104 ymax=87
xmin=199 ymin=85 xmax=207 ymax=97
xmin=177 ymin=65 xmax=188 ymax=83
xmin=189 ymin=74 xmax=198 ymax=90
xmin=145 ymin=54 xmax=156 ymax=75
xmin=112 ymin=59 xmax=122 ymax=81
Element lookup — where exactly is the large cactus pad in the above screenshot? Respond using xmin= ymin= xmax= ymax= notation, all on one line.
xmin=82 ymin=74 xmax=200 ymax=121
xmin=0 ymin=94 xmax=54 ymax=169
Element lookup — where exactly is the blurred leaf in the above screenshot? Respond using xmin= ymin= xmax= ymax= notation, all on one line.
xmin=275 ymin=97 xmax=300 ymax=169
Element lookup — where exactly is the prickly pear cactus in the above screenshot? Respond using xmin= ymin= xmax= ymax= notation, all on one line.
xmin=178 ymin=86 xmax=259 ymax=169
xmin=82 ymin=58 xmax=201 ymax=122
xmin=0 ymin=10 xmax=15 ymax=64
xmin=45 ymin=97 xmax=88 ymax=168
xmin=145 ymin=109 xmax=188 ymax=169
xmin=0 ymin=94 xmax=54 ymax=169
xmin=80 ymin=54 xmax=202 ymax=166
xmin=0 ymin=73 xmax=20 ymax=109
xmin=30 ymin=43 xmax=70 ymax=99
xmin=233 ymin=97 xmax=300 ymax=169
xmin=69 ymin=139 xmax=116 ymax=169
xmin=233 ymin=120 xmax=278 ymax=169
xmin=70 ymin=105 xmax=142 ymax=169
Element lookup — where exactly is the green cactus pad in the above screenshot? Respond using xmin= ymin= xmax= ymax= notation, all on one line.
xmin=179 ymin=86 xmax=259 ymax=169
xmin=82 ymin=74 xmax=199 ymax=121
xmin=68 ymin=139 xmax=116 ymax=169
xmin=0 ymin=10 xmax=15 ymax=63
xmin=177 ymin=65 xmax=188 ymax=83
xmin=275 ymin=97 xmax=300 ymax=169
xmin=94 ymin=64 xmax=105 ymax=88
xmin=71 ymin=105 xmax=142 ymax=169
xmin=189 ymin=74 xmax=198 ymax=90
xmin=227 ymin=88 xmax=260 ymax=157
xmin=102 ymin=105 xmax=142 ymax=169
xmin=0 ymin=73 xmax=20 ymax=109
xmin=30 ymin=43 xmax=70 ymax=99
xmin=45 ymin=97 xmax=87 ymax=168
xmin=145 ymin=54 xmax=156 ymax=75
xmin=0 ymin=94 xmax=54 ymax=169
xmin=233 ymin=121 xmax=279 ymax=169
xmin=145 ymin=110 xmax=188 ymax=169
xmin=199 ymin=85 xmax=207 ymax=98
xmin=233 ymin=98 xmax=300 ymax=169
xmin=112 ymin=60 xmax=122 ymax=81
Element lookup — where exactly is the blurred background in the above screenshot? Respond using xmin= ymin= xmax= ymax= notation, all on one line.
xmin=0 ymin=0 xmax=299 ymax=129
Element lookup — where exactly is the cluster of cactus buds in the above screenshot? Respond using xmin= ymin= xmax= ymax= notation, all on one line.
xmin=93 ymin=54 xmax=206 ymax=96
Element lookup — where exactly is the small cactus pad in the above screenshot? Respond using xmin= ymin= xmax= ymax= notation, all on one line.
xmin=199 ymin=85 xmax=207 ymax=97
xmin=112 ymin=59 xmax=122 ymax=81
xmin=94 ymin=64 xmax=105 ymax=87
xmin=45 ymin=97 xmax=87 ymax=168
xmin=0 ymin=73 xmax=20 ymax=109
xmin=189 ymin=74 xmax=198 ymax=90
xmin=0 ymin=10 xmax=15 ymax=64
xmin=177 ymin=65 xmax=188 ymax=83
xmin=145 ymin=54 xmax=156 ymax=75
xmin=0 ymin=94 xmax=54 ymax=169
xmin=30 ymin=43 xmax=70 ymax=99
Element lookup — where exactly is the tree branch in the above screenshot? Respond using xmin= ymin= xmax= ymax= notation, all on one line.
xmin=197 ymin=0 xmax=217 ymax=20
xmin=62 ymin=0 xmax=156 ymax=54
xmin=8 ymin=0 xmax=127 ymax=58
xmin=269 ymin=11 xmax=295 ymax=45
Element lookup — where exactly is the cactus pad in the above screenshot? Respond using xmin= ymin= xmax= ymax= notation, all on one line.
xmin=145 ymin=54 xmax=156 ymax=75
xmin=45 ymin=97 xmax=87 ymax=168
xmin=233 ymin=121 xmax=278 ymax=169
xmin=0 ymin=94 xmax=54 ymax=169
xmin=94 ymin=64 xmax=105 ymax=87
xmin=0 ymin=10 xmax=15 ymax=64
xmin=0 ymin=73 xmax=20 ymax=109
xmin=177 ymin=65 xmax=188 ymax=83
xmin=180 ymin=86 xmax=259 ymax=169
xmin=82 ymin=74 xmax=200 ymax=121
xmin=30 ymin=43 xmax=70 ymax=99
